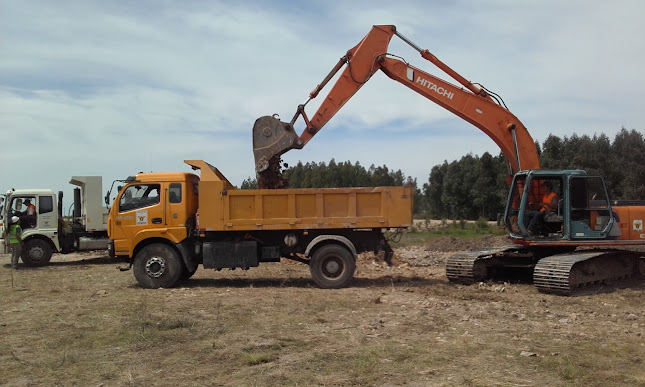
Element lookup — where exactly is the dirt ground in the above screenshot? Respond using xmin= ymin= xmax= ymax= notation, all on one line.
xmin=1 ymin=236 xmax=644 ymax=386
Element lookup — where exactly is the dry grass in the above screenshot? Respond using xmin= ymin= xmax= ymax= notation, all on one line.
xmin=0 ymin=249 xmax=644 ymax=386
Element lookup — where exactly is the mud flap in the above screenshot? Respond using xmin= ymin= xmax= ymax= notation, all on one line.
xmin=118 ymin=262 xmax=133 ymax=272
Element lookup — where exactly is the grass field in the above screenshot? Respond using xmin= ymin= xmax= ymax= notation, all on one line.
xmin=1 ymin=231 xmax=644 ymax=386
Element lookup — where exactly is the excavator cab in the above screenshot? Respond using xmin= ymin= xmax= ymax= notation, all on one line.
xmin=504 ymin=170 xmax=620 ymax=241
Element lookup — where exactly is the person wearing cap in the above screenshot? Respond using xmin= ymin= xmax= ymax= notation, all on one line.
xmin=8 ymin=215 xmax=23 ymax=269
xmin=526 ymin=181 xmax=559 ymax=236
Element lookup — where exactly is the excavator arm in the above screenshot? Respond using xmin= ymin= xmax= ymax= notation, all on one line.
xmin=253 ymin=25 xmax=539 ymax=187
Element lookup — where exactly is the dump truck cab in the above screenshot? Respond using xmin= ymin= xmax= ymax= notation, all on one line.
xmin=108 ymin=172 xmax=199 ymax=260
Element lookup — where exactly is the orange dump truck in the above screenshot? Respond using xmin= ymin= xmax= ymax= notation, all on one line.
xmin=107 ymin=160 xmax=412 ymax=289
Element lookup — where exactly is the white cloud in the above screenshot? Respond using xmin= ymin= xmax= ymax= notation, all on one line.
xmin=1 ymin=0 xmax=644 ymax=207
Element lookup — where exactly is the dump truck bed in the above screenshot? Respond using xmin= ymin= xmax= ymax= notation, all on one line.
xmin=186 ymin=160 xmax=412 ymax=232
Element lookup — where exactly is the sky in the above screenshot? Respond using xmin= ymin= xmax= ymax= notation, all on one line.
xmin=2 ymin=0 xmax=644 ymax=209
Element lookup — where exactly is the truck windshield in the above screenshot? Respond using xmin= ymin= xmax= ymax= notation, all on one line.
xmin=119 ymin=184 xmax=160 ymax=212
xmin=8 ymin=196 xmax=37 ymax=229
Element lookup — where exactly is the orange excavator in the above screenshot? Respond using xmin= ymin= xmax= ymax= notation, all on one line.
xmin=253 ymin=25 xmax=645 ymax=294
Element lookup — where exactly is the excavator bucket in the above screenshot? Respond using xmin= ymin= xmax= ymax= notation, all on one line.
xmin=252 ymin=115 xmax=300 ymax=189
xmin=252 ymin=115 xmax=300 ymax=173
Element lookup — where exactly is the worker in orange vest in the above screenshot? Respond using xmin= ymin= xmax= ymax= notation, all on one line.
xmin=526 ymin=181 xmax=559 ymax=235
xmin=23 ymin=198 xmax=37 ymax=228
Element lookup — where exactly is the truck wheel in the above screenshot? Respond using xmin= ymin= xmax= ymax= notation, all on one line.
xmin=180 ymin=264 xmax=198 ymax=280
xmin=133 ymin=244 xmax=182 ymax=289
xmin=22 ymin=239 xmax=53 ymax=267
xmin=309 ymin=244 xmax=356 ymax=289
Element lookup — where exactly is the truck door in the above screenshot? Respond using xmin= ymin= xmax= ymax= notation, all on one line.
xmin=37 ymin=194 xmax=57 ymax=232
xmin=110 ymin=183 xmax=164 ymax=256
xmin=568 ymin=176 xmax=614 ymax=239
xmin=166 ymin=183 xmax=186 ymax=229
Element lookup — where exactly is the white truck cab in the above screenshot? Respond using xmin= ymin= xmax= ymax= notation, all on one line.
xmin=1 ymin=177 xmax=109 ymax=266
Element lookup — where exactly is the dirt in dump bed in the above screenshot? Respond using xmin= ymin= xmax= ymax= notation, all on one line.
xmin=257 ymin=156 xmax=290 ymax=189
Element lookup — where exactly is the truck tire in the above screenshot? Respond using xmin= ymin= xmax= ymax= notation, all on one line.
xmin=180 ymin=264 xmax=198 ymax=280
xmin=133 ymin=244 xmax=182 ymax=289
xmin=21 ymin=239 xmax=53 ymax=267
xmin=309 ymin=244 xmax=356 ymax=289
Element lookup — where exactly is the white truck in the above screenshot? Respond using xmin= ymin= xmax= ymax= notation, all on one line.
xmin=1 ymin=176 xmax=110 ymax=266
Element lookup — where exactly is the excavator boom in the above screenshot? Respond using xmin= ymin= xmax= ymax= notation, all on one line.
xmin=253 ymin=25 xmax=539 ymax=186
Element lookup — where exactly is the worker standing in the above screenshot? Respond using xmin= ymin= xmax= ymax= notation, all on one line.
xmin=8 ymin=216 xmax=23 ymax=269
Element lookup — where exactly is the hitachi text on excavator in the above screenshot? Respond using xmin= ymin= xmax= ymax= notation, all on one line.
xmin=252 ymin=25 xmax=645 ymax=295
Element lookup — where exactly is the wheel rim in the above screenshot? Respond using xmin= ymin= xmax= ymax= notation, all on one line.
xmin=146 ymin=257 xmax=166 ymax=278
xmin=29 ymin=246 xmax=46 ymax=262
xmin=322 ymin=256 xmax=344 ymax=279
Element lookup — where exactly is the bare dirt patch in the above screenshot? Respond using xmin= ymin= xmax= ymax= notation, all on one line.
xmin=1 ymin=236 xmax=644 ymax=386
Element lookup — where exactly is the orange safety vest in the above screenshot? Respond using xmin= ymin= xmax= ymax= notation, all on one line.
xmin=27 ymin=204 xmax=36 ymax=217
xmin=540 ymin=192 xmax=557 ymax=212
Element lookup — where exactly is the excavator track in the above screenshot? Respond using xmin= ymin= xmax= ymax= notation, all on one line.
xmin=446 ymin=246 xmax=527 ymax=284
xmin=534 ymin=250 xmax=644 ymax=295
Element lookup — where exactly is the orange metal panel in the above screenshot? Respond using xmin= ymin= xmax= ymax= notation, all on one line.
xmin=182 ymin=161 xmax=412 ymax=232
xmin=229 ymin=196 xmax=254 ymax=220
xmin=614 ymin=206 xmax=645 ymax=240
xmin=356 ymin=192 xmax=381 ymax=217
xmin=295 ymin=194 xmax=316 ymax=218
xmin=263 ymin=194 xmax=289 ymax=219
xmin=218 ymin=187 xmax=411 ymax=231
xmin=323 ymin=193 xmax=349 ymax=218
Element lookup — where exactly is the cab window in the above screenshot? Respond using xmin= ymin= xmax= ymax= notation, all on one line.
xmin=40 ymin=196 xmax=54 ymax=214
xmin=169 ymin=183 xmax=182 ymax=203
xmin=119 ymin=184 xmax=160 ymax=212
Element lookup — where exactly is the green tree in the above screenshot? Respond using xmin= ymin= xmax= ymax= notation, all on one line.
xmin=424 ymin=162 xmax=448 ymax=218
xmin=610 ymin=128 xmax=645 ymax=199
xmin=240 ymin=177 xmax=257 ymax=189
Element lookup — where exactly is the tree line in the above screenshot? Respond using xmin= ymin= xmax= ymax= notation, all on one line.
xmin=242 ymin=128 xmax=645 ymax=220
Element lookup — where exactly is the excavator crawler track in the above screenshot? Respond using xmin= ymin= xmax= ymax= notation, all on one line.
xmin=446 ymin=246 xmax=526 ymax=284
xmin=534 ymin=250 xmax=644 ymax=295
